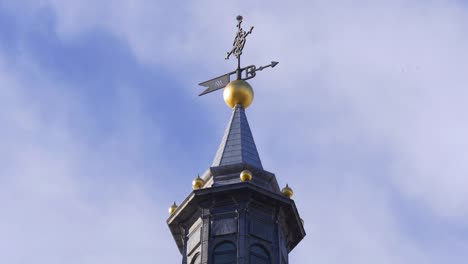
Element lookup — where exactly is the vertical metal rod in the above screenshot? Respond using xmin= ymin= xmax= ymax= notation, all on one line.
xmin=237 ymin=57 xmax=241 ymax=80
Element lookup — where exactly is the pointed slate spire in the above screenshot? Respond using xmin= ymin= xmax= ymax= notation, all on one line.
xmin=212 ymin=104 xmax=263 ymax=169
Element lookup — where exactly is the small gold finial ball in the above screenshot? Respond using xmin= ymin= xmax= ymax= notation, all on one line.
xmin=240 ymin=170 xmax=252 ymax=181
xmin=192 ymin=175 xmax=205 ymax=190
xmin=281 ymin=184 xmax=293 ymax=199
xmin=223 ymin=80 xmax=254 ymax=109
xmin=301 ymin=218 xmax=305 ymax=226
xmin=168 ymin=202 xmax=178 ymax=215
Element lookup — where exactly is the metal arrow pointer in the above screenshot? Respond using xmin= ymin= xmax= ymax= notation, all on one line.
xmin=198 ymin=16 xmax=279 ymax=97
xmin=256 ymin=61 xmax=279 ymax=71
xmin=198 ymin=61 xmax=279 ymax=96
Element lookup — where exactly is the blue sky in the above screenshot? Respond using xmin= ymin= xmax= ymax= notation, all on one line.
xmin=1 ymin=0 xmax=468 ymax=263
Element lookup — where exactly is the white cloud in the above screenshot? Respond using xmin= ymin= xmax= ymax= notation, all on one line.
xmin=0 ymin=54 xmax=178 ymax=263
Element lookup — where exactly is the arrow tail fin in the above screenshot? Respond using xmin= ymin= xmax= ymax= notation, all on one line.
xmin=198 ymin=74 xmax=231 ymax=96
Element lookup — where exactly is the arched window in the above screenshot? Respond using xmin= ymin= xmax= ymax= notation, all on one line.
xmin=250 ymin=244 xmax=270 ymax=264
xmin=213 ymin=241 xmax=237 ymax=264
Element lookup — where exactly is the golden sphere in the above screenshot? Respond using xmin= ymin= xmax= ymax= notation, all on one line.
xmin=240 ymin=170 xmax=252 ymax=181
xmin=168 ymin=202 xmax=178 ymax=215
xmin=192 ymin=175 xmax=205 ymax=190
xmin=281 ymin=184 xmax=293 ymax=199
xmin=223 ymin=80 xmax=254 ymax=109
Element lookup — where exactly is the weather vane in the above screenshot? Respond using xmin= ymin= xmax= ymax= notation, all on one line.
xmin=198 ymin=15 xmax=279 ymax=97
xmin=225 ymin=15 xmax=254 ymax=65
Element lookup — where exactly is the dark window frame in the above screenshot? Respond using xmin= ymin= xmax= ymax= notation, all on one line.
xmin=212 ymin=241 xmax=237 ymax=264
xmin=249 ymin=244 xmax=270 ymax=264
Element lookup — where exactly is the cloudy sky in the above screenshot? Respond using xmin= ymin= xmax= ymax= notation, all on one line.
xmin=1 ymin=0 xmax=468 ymax=263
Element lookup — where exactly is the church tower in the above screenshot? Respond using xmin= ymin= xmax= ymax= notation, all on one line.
xmin=167 ymin=16 xmax=305 ymax=264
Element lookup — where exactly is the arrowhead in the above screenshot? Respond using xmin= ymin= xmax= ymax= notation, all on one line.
xmin=271 ymin=61 xmax=279 ymax=68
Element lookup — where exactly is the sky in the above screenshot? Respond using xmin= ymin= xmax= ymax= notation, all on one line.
xmin=1 ymin=0 xmax=468 ymax=263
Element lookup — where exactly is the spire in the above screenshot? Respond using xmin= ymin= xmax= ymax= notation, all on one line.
xmin=168 ymin=17 xmax=305 ymax=261
xmin=211 ymin=104 xmax=263 ymax=169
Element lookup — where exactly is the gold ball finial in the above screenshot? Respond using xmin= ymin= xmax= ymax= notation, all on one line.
xmin=192 ymin=175 xmax=205 ymax=190
xmin=281 ymin=184 xmax=293 ymax=199
xmin=223 ymin=80 xmax=254 ymax=109
xmin=240 ymin=170 xmax=252 ymax=181
xmin=168 ymin=202 xmax=178 ymax=215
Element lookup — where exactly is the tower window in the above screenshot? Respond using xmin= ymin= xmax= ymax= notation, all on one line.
xmin=250 ymin=244 xmax=270 ymax=264
xmin=213 ymin=241 xmax=237 ymax=264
